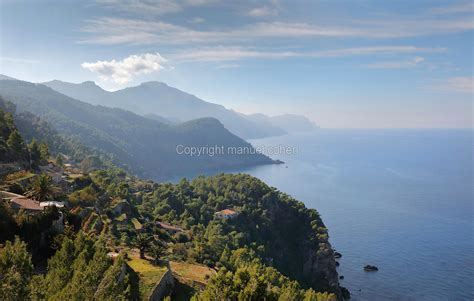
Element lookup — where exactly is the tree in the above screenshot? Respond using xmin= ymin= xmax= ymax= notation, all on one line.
xmin=0 ymin=237 xmax=34 ymax=300
xmin=28 ymin=139 xmax=41 ymax=167
xmin=26 ymin=173 xmax=57 ymax=202
xmin=133 ymin=233 xmax=151 ymax=259
xmin=7 ymin=130 xmax=24 ymax=154
xmin=80 ymin=155 xmax=103 ymax=174
xmin=43 ymin=237 xmax=75 ymax=298
xmin=149 ymin=243 xmax=165 ymax=266
xmin=0 ymin=202 xmax=18 ymax=242
xmin=94 ymin=255 xmax=134 ymax=300
xmin=39 ymin=142 xmax=49 ymax=160
xmin=56 ymin=154 xmax=64 ymax=167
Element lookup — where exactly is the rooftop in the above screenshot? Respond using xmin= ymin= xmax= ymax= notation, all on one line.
xmin=215 ymin=209 xmax=237 ymax=215
xmin=10 ymin=197 xmax=43 ymax=211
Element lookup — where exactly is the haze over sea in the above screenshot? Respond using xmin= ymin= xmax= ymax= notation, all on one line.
xmin=169 ymin=129 xmax=473 ymax=300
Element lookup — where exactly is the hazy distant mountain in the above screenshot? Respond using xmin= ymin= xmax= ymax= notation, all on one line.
xmin=43 ymin=80 xmax=286 ymax=139
xmin=0 ymin=79 xmax=276 ymax=179
xmin=240 ymin=113 xmax=287 ymax=136
xmin=244 ymin=113 xmax=318 ymax=133
xmin=0 ymin=74 xmax=16 ymax=80
xmin=268 ymin=114 xmax=318 ymax=132
xmin=143 ymin=113 xmax=177 ymax=124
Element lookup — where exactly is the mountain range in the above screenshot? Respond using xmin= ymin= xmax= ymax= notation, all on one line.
xmin=43 ymin=80 xmax=317 ymax=139
xmin=0 ymin=78 xmax=276 ymax=179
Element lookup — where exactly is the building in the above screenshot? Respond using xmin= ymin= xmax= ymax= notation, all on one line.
xmin=40 ymin=201 xmax=65 ymax=208
xmin=1 ymin=191 xmax=43 ymax=213
xmin=214 ymin=209 xmax=239 ymax=219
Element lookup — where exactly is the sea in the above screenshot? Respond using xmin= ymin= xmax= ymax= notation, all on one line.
xmin=169 ymin=129 xmax=474 ymax=300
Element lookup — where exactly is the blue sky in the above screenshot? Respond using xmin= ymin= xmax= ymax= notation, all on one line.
xmin=0 ymin=0 xmax=472 ymax=128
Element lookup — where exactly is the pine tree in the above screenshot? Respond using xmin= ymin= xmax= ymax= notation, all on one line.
xmin=7 ymin=130 xmax=24 ymax=154
xmin=43 ymin=237 xmax=75 ymax=299
xmin=39 ymin=142 xmax=49 ymax=160
xmin=0 ymin=237 xmax=34 ymax=300
xmin=94 ymin=255 xmax=132 ymax=300
xmin=28 ymin=139 xmax=41 ymax=167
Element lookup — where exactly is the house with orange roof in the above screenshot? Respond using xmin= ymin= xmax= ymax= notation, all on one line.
xmin=214 ymin=209 xmax=239 ymax=219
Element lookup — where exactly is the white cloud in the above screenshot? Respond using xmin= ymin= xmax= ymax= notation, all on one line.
xmin=95 ymin=0 xmax=220 ymax=16
xmin=313 ymin=46 xmax=445 ymax=57
xmin=366 ymin=56 xmax=425 ymax=69
xmin=96 ymin=0 xmax=183 ymax=15
xmin=170 ymin=46 xmax=444 ymax=62
xmin=249 ymin=6 xmax=278 ymax=17
xmin=81 ymin=53 xmax=167 ymax=84
xmin=79 ymin=14 xmax=474 ymax=46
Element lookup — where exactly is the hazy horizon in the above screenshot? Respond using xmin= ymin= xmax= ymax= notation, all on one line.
xmin=1 ymin=0 xmax=473 ymax=128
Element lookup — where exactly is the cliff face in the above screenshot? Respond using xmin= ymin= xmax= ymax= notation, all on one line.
xmin=254 ymin=194 xmax=343 ymax=299
xmin=303 ymin=242 xmax=342 ymax=300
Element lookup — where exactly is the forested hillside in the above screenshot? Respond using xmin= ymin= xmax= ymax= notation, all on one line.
xmin=0 ymin=80 xmax=276 ymax=180
xmin=0 ymin=97 xmax=29 ymax=165
xmin=0 ymin=87 xmax=345 ymax=300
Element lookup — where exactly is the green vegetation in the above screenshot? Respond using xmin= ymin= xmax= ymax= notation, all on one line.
xmin=0 ymin=94 xmax=343 ymax=300
xmin=0 ymin=97 xmax=29 ymax=164
xmin=26 ymin=173 xmax=57 ymax=202
xmin=0 ymin=80 xmax=275 ymax=179
xmin=0 ymin=237 xmax=33 ymax=300
xmin=30 ymin=232 xmax=138 ymax=300
xmin=194 ymin=248 xmax=336 ymax=301
xmin=127 ymin=255 xmax=168 ymax=299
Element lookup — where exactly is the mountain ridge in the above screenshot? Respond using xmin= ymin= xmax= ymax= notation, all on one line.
xmin=41 ymin=78 xmax=317 ymax=138
xmin=0 ymin=78 xmax=276 ymax=179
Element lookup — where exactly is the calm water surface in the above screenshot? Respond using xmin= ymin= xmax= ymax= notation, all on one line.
xmin=170 ymin=129 xmax=474 ymax=300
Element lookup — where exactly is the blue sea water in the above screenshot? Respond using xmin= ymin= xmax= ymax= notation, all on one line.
xmin=241 ymin=129 xmax=473 ymax=301
xmin=169 ymin=129 xmax=473 ymax=300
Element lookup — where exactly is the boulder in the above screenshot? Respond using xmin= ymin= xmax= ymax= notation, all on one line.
xmin=363 ymin=265 xmax=378 ymax=272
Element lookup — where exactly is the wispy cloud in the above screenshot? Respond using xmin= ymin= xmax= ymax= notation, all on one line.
xmin=170 ymin=46 xmax=445 ymax=62
xmin=216 ymin=64 xmax=240 ymax=69
xmin=95 ymin=0 xmax=218 ymax=15
xmin=248 ymin=6 xmax=277 ymax=17
xmin=438 ymin=76 xmax=474 ymax=93
xmin=81 ymin=53 xmax=167 ymax=84
xmin=367 ymin=56 xmax=425 ymax=69
xmin=78 ymin=14 xmax=474 ymax=46
xmin=313 ymin=46 xmax=446 ymax=57
xmin=96 ymin=0 xmax=182 ymax=15
xmin=429 ymin=2 xmax=473 ymax=15
xmin=248 ymin=0 xmax=280 ymax=17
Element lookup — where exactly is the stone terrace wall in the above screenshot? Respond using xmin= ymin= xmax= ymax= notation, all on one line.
xmin=148 ymin=267 xmax=175 ymax=301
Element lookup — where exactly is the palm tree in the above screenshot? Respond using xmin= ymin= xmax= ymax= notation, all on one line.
xmin=133 ymin=233 xmax=151 ymax=259
xmin=27 ymin=173 xmax=57 ymax=202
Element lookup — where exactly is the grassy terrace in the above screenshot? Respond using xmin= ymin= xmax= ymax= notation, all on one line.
xmin=170 ymin=261 xmax=214 ymax=286
xmin=131 ymin=217 xmax=142 ymax=230
xmin=5 ymin=170 xmax=36 ymax=183
xmin=127 ymin=255 xmax=168 ymax=299
xmin=170 ymin=261 xmax=215 ymax=300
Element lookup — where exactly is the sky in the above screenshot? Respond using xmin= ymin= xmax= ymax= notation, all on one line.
xmin=0 ymin=0 xmax=473 ymax=128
